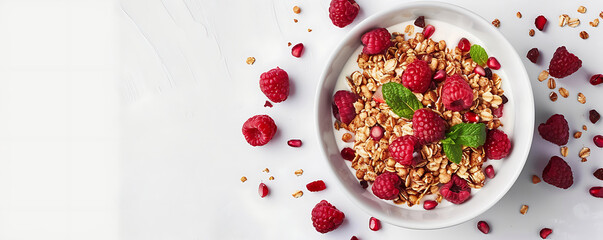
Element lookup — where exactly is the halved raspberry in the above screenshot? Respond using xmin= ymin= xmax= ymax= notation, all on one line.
xmin=548 ymin=46 xmax=582 ymax=78
xmin=311 ymin=200 xmax=345 ymax=233
xmin=388 ymin=135 xmax=417 ymax=166
xmin=242 ymin=115 xmax=277 ymax=146
xmin=538 ymin=114 xmax=569 ymax=146
xmin=332 ymin=90 xmax=358 ymax=124
xmin=401 ymin=59 xmax=432 ymax=93
xmin=412 ymin=108 xmax=447 ymax=145
xmin=260 ymin=67 xmax=289 ymax=103
xmin=442 ymin=74 xmax=474 ymax=111
xmin=542 ymin=156 xmax=573 ymax=189
xmin=440 ymin=175 xmax=471 ymax=204
xmin=328 ymin=0 xmax=359 ymax=28
xmin=361 ymin=28 xmax=392 ymax=55
xmin=371 ymin=172 xmax=401 ymax=200
xmin=484 ymin=129 xmax=511 ymax=160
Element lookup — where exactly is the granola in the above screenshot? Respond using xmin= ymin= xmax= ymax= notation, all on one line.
xmin=335 ymin=25 xmax=507 ymax=207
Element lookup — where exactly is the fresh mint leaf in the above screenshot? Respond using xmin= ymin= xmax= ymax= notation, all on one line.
xmin=382 ymin=82 xmax=423 ymax=119
xmin=442 ymin=142 xmax=462 ymax=164
xmin=469 ymin=44 xmax=488 ymax=66
xmin=446 ymin=123 xmax=486 ymax=148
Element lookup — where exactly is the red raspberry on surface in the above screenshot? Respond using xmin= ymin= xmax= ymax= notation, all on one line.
xmin=412 ymin=108 xmax=447 ymax=145
xmin=484 ymin=129 xmax=511 ymax=160
xmin=440 ymin=174 xmax=471 ymax=204
xmin=311 ymin=200 xmax=345 ymax=233
xmin=260 ymin=67 xmax=289 ymax=103
xmin=361 ymin=28 xmax=392 ymax=55
xmin=306 ymin=180 xmax=327 ymax=192
xmin=548 ymin=46 xmax=582 ymax=78
xmin=328 ymin=0 xmax=359 ymax=28
xmin=332 ymin=90 xmax=358 ymax=124
xmin=442 ymin=74 xmax=474 ymax=111
xmin=401 ymin=60 xmax=432 ymax=93
xmin=542 ymin=156 xmax=573 ymax=189
xmin=538 ymin=114 xmax=569 ymax=146
xmin=388 ymin=135 xmax=417 ymax=166
xmin=371 ymin=172 xmax=401 ymax=200
xmin=242 ymin=115 xmax=277 ymax=146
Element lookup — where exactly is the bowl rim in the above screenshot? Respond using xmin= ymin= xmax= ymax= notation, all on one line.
xmin=314 ymin=1 xmax=535 ymax=229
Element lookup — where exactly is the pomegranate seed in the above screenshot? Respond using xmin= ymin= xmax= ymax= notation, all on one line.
xmin=477 ymin=221 xmax=490 ymax=234
xmin=535 ymin=15 xmax=547 ymax=31
xmin=287 ymin=139 xmax=302 ymax=147
xmin=590 ymin=110 xmax=600 ymax=124
xmin=306 ymin=180 xmax=327 ymax=192
xmin=423 ymin=200 xmax=438 ymax=210
xmin=350 ymin=237 xmax=359 ymax=240
xmin=414 ymin=16 xmax=425 ymax=28
xmin=370 ymin=125 xmax=384 ymax=141
xmin=594 ymin=135 xmax=603 ymax=148
xmin=264 ymin=101 xmax=273 ymax=108
xmin=590 ymin=187 xmax=603 ymax=198
xmin=487 ymin=57 xmax=501 ymax=70
xmin=373 ymin=85 xmax=385 ymax=103
xmin=341 ymin=147 xmax=356 ymax=161
xmin=539 ymin=228 xmax=552 ymax=239
xmin=291 ymin=43 xmax=304 ymax=58
xmin=492 ymin=104 xmax=504 ymax=118
xmin=258 ymin=183 xmax=269 ymax=198
xmin=485 ymin=165 xmax=495 ymax=179
xmin=594 ymin=168 xmax=603 ymax=180
xmin=464 ymin=112 xmax=479 ymax=123
xmin=458 ymin=37 xmax=471 ymax=52
xmin=423 ymin=25 xmax=435 ymax=38
xmin=590 ymin=74 xmax=603 ymax=85
xmin=433 ymin=69 xmax=446 ymax=82
xmin=474 ymin=65 xmax=485 ymax=76
xmin=527 ymin=48 xmax=540 ymax=63
xmin=369 ymin=217 xmax=381 ymax=231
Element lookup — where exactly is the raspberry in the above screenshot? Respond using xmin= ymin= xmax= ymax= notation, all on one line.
xmin=535 ymin=15 xmax=547 ymax=31
xmin=401 ymin=60 xmax=432 ymax=93
xmin=307 ymin=180 xmax=327 ymax=192
xmin=328 ymin=0 xmax=359 ymax=28
xmin=538 ymin=114 xmax=569 ymax=146
xmin=242 ymin=115 xmax=277 ymax=146
xmin=412 ymin=108 xmax=447 ymax=145
xmin=260 ymin=67 xmax=289 ymax=103
xmin=371 ymin=172 xmax=401 ymax=200
xmin=332 ymin=90 xmax=358 ymax=124
xmin=442 ymin=74 xmax=474 ymax=111
xmin=361 ymin=28 xmax=392 ymax=55
xmin=311 ymin=200 xmax=345 ymax=233
xmin=542 ymin=156 xmax=573 ymax=189
xmin=484 ymin=129 xmax=511 ymax=160
xmin=388 ymin=135 xmax=417 ymax=166
xmin=440 ymin=174 xmax=471 ymax=204
xmin=548 ymin=46 xmax=582 ymax=78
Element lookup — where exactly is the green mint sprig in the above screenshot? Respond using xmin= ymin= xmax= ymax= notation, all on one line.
xmin=469 ymin=44 xmax=488 ymax=66
xmin=382 ymin=82 xmax=422 ymax=119
xmin=441 ymin=123 xmax=486 ymax=164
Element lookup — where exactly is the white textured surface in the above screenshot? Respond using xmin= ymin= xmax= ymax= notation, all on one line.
xmin=1 ymin=0 xmax=603 ymax=239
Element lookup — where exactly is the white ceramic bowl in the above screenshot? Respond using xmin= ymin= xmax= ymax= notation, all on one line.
xmin=315 ymin=2 xmax=534 ymax=229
